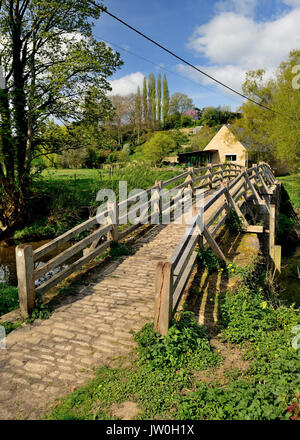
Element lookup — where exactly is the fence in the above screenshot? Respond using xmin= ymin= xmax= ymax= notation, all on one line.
xmin=15 ymin=162 xmax=274 ymax=318
xmin=153 ymin=162 xmax=280 ymax=335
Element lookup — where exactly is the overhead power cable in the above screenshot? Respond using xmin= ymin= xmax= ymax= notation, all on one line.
xmin=87 ymin=1 xmax=277 ymax=114
xmin=94 ymin=34 xmax=233 ymax=101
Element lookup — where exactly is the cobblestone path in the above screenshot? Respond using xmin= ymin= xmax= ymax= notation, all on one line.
xmin=0 ymin=222 xmax=187 ymax=419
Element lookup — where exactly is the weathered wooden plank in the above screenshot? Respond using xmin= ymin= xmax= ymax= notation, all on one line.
xmin=274 ymin=245 xmax=281 ymax=273
xmin=246 ymin=225 xmax=264 ymax=233
xmin=173 ymin=232 xmax=199 ymax=290
xmin=244 ymin=172 xmax=264 ymax=205
xmin=161 ymin=171 xmax=190 ymax=188
xmin=169 ymin=220 xmax=199 ymax=267
xmin=36 ymin=240 xmax=112 ymax=296
xmin=206 ymin=202 xmax=226 ymax=228
xmin=211 ymin=213 xmax=228 ymax=238
xmin=33 ymin=215 xmax=101 ymax=261
xmin=269 ymin=204 xmax=275 ymax=260
xmin=34 ymin=223 xmax=112 ymax=281
xmin=224 ymin=184 xmax=249 ymax=228
xmin=172 ymin=251 xmax=198 ymax=310
xmin=154 ymin=262 xmax=174 ymax=336
xmin=203 ymin=225 xmax=227 ymax=263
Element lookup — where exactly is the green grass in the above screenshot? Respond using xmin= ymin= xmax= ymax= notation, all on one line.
xmin=46 ymin=259 xmax=300 ymax=420
xmin=14 ymin=165 xmax=182 ymax=241
xmin=277 ymin=174 xmax=300 ymax=209
xmin=0 ymin=283 xmax=19 ymax=316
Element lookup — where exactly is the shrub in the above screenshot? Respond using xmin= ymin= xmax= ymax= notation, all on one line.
xmin=0 ymin=283 xmax=19 ymax=316
xmin=134 ymin=311 xmax=220 ymax=371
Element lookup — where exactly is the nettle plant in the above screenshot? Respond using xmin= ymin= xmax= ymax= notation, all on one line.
xmin=225 ymin=209 xmax=244 ymax=234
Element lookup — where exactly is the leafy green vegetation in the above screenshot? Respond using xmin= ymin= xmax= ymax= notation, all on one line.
xmin=277 ymin=175 xmax=300 ymax=210
xmin=13 ymin=165 xmax=182 ymax=241
xmin=47 ymin=256 xmax=300 ymax=420
xmin=197 ymin=247 xmax=224 ymax=273
xmin=109 ymin=242 xmax=133 ymax=259
xmin=0 ymin=283 xmax=19 ymax=316
xmin=225 ymin=209 xmax=244 ymax=233
xmin=1 ymin=321 xmax=23 ymax=335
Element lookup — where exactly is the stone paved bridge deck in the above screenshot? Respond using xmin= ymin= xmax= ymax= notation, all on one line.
xmin=0 ymin=222 xmax=187 ymax=419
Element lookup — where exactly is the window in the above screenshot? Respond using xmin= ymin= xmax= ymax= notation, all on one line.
xmin=225 ymin=154 xmax=237 ymax=162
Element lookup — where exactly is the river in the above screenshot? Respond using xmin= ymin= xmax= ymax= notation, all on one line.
xmin=0 ymin=238 xmax=73 ymax=287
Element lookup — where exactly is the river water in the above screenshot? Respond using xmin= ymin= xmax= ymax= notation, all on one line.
xmin=0 ymin=238 xmax=73 ymax=287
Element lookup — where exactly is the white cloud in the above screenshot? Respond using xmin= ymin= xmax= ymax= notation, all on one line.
xmin=109 ymin=72 xmax=144 ymax=96
xmin=215 ymin=0 xmax=257 ymax=16
xmin=283 ymin=0 xmax=300 ymax=6
xmin=182 ymin=8 xmax=300 ymax=93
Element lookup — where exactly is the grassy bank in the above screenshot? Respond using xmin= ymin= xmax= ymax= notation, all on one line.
xmin=14 ymin=165 xmax=182 ymax=241
xmin=47 ymin=258 xmax=300 ymax=420
xmin=277 ymin=174 xmax=300 ymax=210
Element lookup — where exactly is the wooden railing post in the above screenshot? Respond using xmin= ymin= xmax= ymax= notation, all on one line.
xmin=269 ymin=204 xmax=275 ymax=260
xmin=154 ymin=262 xmax=174 ymax=336
xmin=207 ymin=164 xmax=213 ymax=189
xmin=187 ymin=167 xmax=194 ymax=194
xmin=107 ymin=201 xmax=119 ymax=242
xmin=152 ymin=180 xmax=162 ymax=224
xmin=16 ymin=244 xmax=35 ymax=318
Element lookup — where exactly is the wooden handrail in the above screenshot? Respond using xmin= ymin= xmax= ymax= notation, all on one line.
xmin=153 ymin=163 xmax=278 ymax=335
xmin=15 ymin=162 xmax=274 ymax=318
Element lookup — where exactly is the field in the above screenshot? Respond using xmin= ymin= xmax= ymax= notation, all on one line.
xmin=13 ymin=165 xmax=183 ymax=241
xmin=277 ymin=174 xmax=300 ymax=210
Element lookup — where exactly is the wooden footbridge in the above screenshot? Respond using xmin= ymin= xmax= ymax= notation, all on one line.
xmin=16 ymin=161 xmax=280 ymax=331
xmin=0 ymin=161 xmax=281 ymax=419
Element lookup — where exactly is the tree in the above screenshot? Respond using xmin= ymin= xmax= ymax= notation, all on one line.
xmin=184 ymin=109 xmax=199 ymax=120
xmin=231 ymin=50 xmax=300 ymax=169
xmin=0 ymin=0 xmax=122 ymax=234
xmin=142 ymin=77 xmax=148 ymax=125
xmin=169 ymin=93 xmax=194 ymax=115
xmin=135 ymin=86 xmax=142 ymax=143
xmin=148 ymin=73 xmax=156 ymax=125
xmin=162 ymin=74 xmax=169 ymax=126
xmin=143 ymin=132 xmax=176 ymax=165
xmin=157 ymin=73 xmax=162 ymax=125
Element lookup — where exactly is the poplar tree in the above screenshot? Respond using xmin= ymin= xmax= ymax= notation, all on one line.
xmin=148 ymin=73 xmax=156 ymax=125
xmin=162 ymin=74 xmax=170 ymax=126
xmin=142 ymin=77 xmax=148 ymax=125
xmin=157 ymin=73 xmax=162 ymax=125
xmin=135 ymin=86 xmax=142 ymax=143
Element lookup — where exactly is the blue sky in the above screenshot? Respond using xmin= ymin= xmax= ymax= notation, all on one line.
xmin=93 ymin=0 xmax=300 ymax=110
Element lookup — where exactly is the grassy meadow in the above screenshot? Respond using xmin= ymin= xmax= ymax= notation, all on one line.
xmin=13 ymin=165 xmax=183 ymax=241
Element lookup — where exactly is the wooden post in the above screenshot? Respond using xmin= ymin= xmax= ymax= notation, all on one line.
xmin=207 ymin=164 xmax=213 ymax=189
xmin=186 ymin=167 xmax=194 ymax=194
xmin=152 ymin=180 xmax=162 ymax=224
xmin=274 ymin=245 xmax=281 ymax=273
xmin=154 ymin=262 xmax=174 ymax=336
xmin=107 ymin=201 xmax=119 ymax=242
xmin=269 ymin=204 xmax=275 ymax=260
xmin=220 ymin=164 xmax=224 ymax=183
xmin=15 ymin=245 xmax=35 ymax=318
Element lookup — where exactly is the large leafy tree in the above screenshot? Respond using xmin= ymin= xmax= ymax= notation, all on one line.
xmin=169 ymin=92 xmax=193 ymax=115
xmin=231 ymin=50 xmax=300 ymax=169
xmin=0 ymin=0 xmax=122 ymax=234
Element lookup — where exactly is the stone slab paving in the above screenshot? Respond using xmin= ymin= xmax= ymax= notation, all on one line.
xmin=0 ymin=222 xmax=187 ymax=420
